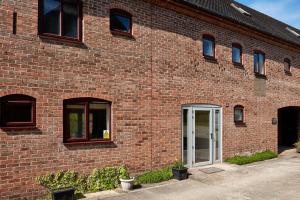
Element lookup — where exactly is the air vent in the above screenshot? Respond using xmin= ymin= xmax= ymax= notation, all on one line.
xmin=231 ymin=3 xmax=251 ymax=17
xmin=286 ymin=27 xmax=300 ymax=37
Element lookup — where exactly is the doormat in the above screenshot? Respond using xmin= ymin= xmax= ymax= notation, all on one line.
xmin=199 ymin=167 xmax=224 ymax=174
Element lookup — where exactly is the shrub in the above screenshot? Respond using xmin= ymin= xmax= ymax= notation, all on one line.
xmin=172 ymin=161 xmax=186 ymax=170
xmin=87 ymin=166 xmax=128 ymax=192
xmin=135 ymin=167 xmax=173 ymax=185
xmin=225 ymin=150 xmax=278 ymax=165
xmin=36 ymin=170 xmax=87 ymax=194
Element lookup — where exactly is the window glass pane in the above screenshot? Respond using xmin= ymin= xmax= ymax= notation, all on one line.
xmin=234 ymin=108 xmax=243 ymax=122
xmin=111 ymin=13 xmax=131 ymax=33
xmin=43 ymin=0 xmax=61 ymax=35
xmin=89 ymin=103 xmax=109 ymax=139
xmin=215 ymin=110 xmax=220 ymax=161
xmin=254 ymin=53 xmax=260 ymax=73
xmin=232 ymin=47 xmax=241 ymax=63
xmin=62 ymin=2 xmax=78 ymax=38
xmin=6 ymin=102 xmax=32 ymax=122
xmin=259 ymin=54 xmax=265 ymax=74
xmin=203 ymin=39 xmax=214 ymax=57
xmin=66 ymin=104 xmax=85 ymax=139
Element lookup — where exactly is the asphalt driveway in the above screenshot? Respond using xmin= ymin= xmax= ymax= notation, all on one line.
xmin=86 ymin=150 xmax=300 ymax=200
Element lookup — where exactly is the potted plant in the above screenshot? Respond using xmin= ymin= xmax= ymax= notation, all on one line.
xmin=294 ymin=140 xmax=300 ymax=153
xmin=51 ymin=187 xmax=75 ymax=200
xmin=172 ymin=161 xmax=188 ymax=181
xmin=119 ymin=166 xmax=135 ymax=191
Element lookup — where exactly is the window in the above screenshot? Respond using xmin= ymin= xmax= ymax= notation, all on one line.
xmin=254 ymin=51 xmax=265 ymax=76
xmin=39 ymin=0 xmax=82 ymax=41
xmin=110 ymin=9 xmax=132 ymax=36
xmin=232 ymin=43 xmax=242 ymax=65
xmin=203 ymin=35 xmax=215 ymax=58
xmin=0 ymin=94 xmax=36 ymax=128
xmin=63 ymin=98 xmax=111 ymax=143
xmin=284 ymin=58 xmax=291 ymax=73
xmin=234 ymin=105 xmax=244 ymax=124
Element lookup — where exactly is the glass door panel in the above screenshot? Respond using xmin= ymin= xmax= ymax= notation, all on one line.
xmin=194 ymin=110 xmax=211 ymax=164
xmin=182 ymin=109 xmax=188 ymax=165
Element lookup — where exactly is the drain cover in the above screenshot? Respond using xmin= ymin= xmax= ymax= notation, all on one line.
xmin=199 ymin=167 xmax=224 ymax=174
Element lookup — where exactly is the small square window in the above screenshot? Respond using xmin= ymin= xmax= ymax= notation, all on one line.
xmin=284 ymin=58 xmax=291 ymax=73
xmin=110 ymin=9 xmax=132 ymax=36
xmin=203 ymin=35 xmax=215 ymax=58
xmin=64 ymin=98 xmax=111 ymax=144
xmin=39 ymin=0 xmax=82 ymax=41
xmin=254 ymin=51 xmax=265 ymax=76
xmin=234 ymin=105 xmax=244 ymax=124
xmin=232 ymin=43 xmax=242 ymax=64
xmin=0 ymin=94 xmax=36 ymax=128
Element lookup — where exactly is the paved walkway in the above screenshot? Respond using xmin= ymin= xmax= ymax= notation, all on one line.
xmin=85 ymin=149 xmax=300 ymax=200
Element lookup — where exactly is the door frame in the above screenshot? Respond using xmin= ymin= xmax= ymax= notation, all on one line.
xmin=182 ymin=104 xmax=223 ymax=168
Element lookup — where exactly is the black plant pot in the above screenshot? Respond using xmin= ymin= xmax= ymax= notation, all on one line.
xmin=172 ymin=168 xmax=188 ymax=181
xmin=51 ymin=188 xmax=75 ymax=200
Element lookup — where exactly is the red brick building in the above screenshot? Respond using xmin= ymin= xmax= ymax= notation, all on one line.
xmin=1 ymin=0 xmax=300 ymax=199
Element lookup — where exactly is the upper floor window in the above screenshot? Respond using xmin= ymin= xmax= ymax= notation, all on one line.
xmin=232 ymin=43 xmax=242 ymax=65
xmin=39 ymin=0 xmax=82 ymax=41
xmin=0 ymin=94 xmax=36 ymax=128
xmin=284 ymin=58 xmax=291 ymax=73
xmin=63 ymin=98 xmax=111 ymax=143
xmin=254 ymin=51 xmax=265 ymax=76
xmin=203 ymin=35 xmax=215 ymax=58
xmin=234 ymin=105 xmax=244 ymax=124
xmin=110 ymin=9 xmax=132 ymax=36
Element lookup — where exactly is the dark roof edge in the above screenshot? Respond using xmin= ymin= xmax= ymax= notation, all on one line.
xmin=171 ymin=0 xmax=300 ymax=49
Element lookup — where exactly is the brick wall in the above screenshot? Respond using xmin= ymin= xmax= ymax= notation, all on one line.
xmin=0 ymin=0 xmax=300 ymax=199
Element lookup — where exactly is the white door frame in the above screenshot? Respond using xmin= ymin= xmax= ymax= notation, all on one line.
xmin=182 ymin=105 xmax=223 ymax=168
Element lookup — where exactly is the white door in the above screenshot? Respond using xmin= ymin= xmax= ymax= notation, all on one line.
xmin=182 ymin=105 xmax=222 ymax=167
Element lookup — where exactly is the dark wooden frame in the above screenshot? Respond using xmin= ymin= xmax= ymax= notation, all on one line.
xmin=254 ymin=50 xmax=266 ymax=77
xmin=284 ymin=58 xmax=291 ymax=73
xmin=63 ymin=98 xmax=112 ymax=144
xmin=110 ymin=9 xmax=133 ymax=37
xmin=232 ymin=43 xmax=243 ymax=66
xmin=203 ymin=34 xmax=216 ymax=59
xmin=38 ymin=0 xmax=83 ymax=43
xmin=0 ymin=94 xmax=36 ymax=129
xmin=234 ymin=105 xmax=244 ymax=124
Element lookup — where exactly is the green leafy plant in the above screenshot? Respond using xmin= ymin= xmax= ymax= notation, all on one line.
xmin=135 ymin=167 xmax=173 ymax=185
xmin=119 ymin=166 xmax=130 ymax=180
xmin=172 ymin=161 xmax=186 ymax=170
xmin=87 ymin=166 xmax=128 ymax=192
xmin=225 ymin=150 xmax=277 ymax=165
xmin=294 ymin=140 xmax=300 ymax=147
xmin=36 ymin=170 xmax=87 ymax=194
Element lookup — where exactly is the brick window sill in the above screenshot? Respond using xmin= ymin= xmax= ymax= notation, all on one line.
xmin=111 ymin=30 xmax=134 ymax=39
xmin=38 ymin=34 xmax=84 ymax=45
xmin=203 ymin=55 xmax=218 ymax=63
xmin=63 ymin=140 xmax=114 ymax=146
xmin=233 ymin=62 xmax=244 ymax=69
xmin=234 ymin=122 xmax=247 ymax=127
xmin=1 ymin=126 xmax=37 ymax=131
xmin=254 ymin=73 xmax=267 ymax=80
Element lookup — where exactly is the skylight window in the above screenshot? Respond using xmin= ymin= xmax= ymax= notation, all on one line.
xmin=286 ymin=27 xmax=300 ymax=37
xmin=231 ymin=3 xmax=251 ymax=17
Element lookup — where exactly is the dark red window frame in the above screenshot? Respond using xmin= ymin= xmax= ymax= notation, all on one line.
xmin=232 ymin=43 xmax=243 ymax=65
xmin=38 ymin=0 xmax=83 ymax=42
xmin=203 ymin=34 xmax=216 ymax=59
xmin=63 ymin=98 xmax=112 ymax=144
xmin=234 ymin=105 xmax=244 ymax=124
xmin=0 ymin=94 xmax=36 ymax=129
xmin=110 ymin=9 xmax=133 ymax=37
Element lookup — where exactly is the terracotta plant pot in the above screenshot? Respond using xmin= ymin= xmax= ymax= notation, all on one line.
xmin=120 ymin=177 xmax=135 ymax=191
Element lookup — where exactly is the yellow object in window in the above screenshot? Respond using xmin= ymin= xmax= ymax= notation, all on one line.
xmin=103 ymin=130 xmax=110 ymax=139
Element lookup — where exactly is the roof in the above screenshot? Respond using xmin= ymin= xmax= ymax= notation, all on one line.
xmin=173 ymin=0 xmax=300 ymax=47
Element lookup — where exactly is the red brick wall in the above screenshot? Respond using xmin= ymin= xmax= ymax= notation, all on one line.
xmin=1 ymin=0 xmax=300 ymax=199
